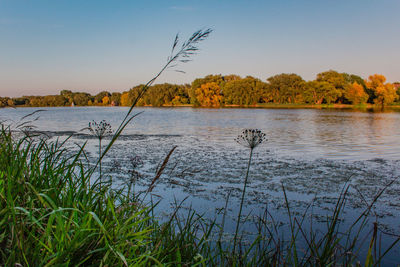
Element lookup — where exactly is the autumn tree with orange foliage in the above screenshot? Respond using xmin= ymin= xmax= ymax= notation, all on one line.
xmin=2 ymin=72 xmax=399 ymax=108
xmin=195 ymin=82 xmax=223 ymax=107
xmin=344 ymin=82 xmax=368 ymax=104
xmin=102 ymin=95 xmax=110 ymax=105
xmin=365 ymin=74 xmax=397 ymax=107
xmin=120 ymin=92 xmax=131 ymax=106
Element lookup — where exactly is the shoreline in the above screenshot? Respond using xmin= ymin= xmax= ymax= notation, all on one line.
xmin=3 ymin=103 xmax=400 ymax=110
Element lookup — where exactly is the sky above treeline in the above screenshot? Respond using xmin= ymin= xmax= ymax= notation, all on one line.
xmin=1 ymin=0 xmax=399 ymax=97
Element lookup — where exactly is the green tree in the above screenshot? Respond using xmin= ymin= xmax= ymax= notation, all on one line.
xmin=110 ymin=92 xmax=121 ymax=106
xmin=59 ymin=90 xmax=74 ymax=105
xmin=142 ymin=83 xmax=187 ymax=107
xmin=60 ymin=90 xmax=73 ymax=96
xmin=12 ymin=97 xmax=29 ymax=106
xmin=265 ymin=73 xmax=305 ymax=103
xmin=94 ymin=91 xmax=111 ymax=105
xmin=223 ymin=74 xmax=241 ymax=83
xmin=223 ymin=76 xmax=265 ymax=105
xmin=316 ymin=70 xmax=347 ymax=103
xmin=42 ymin=95 xmax=68 ymax=106
xmin=73 ymin=93 xmax=92 ymax=106
xmin=123 ymin=85 xmax=145 ymax=106
xmin=28 ymin=96 xmax=44 ymax=107
xmin=303 ymin=81 xmax=338 ymax=104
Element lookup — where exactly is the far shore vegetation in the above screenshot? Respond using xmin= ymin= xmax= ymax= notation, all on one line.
xmin=2 ymin=71 xmax=400 ymax=109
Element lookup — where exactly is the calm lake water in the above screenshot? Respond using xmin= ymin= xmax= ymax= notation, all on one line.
xmin=2 ymin=106 xmax=400 ymax=264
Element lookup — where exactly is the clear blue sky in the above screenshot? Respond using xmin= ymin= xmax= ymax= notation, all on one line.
xmin=1 ymin=0 xmax=399 ymax=97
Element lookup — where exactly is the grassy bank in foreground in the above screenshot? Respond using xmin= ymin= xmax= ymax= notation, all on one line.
xmin=0 ymin=128 xmax=212 ymax=266
xmin=1 ymin=126 xmax=399 ymax=266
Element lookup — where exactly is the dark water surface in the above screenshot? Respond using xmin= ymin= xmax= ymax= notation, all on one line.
xmin=2 ymin=106 xmax=400 ymax=264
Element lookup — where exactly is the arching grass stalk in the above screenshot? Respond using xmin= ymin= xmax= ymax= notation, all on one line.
xmin=91 ymin=28 xmax=213 ymax=179
xmin=233 ymin=129 xmax=266 ymax=253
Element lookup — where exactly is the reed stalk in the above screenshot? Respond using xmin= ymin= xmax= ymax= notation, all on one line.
xmin=233 ymin=147 xmax=253 ymax=253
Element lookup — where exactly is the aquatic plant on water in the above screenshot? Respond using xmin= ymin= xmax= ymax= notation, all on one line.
xmin=87 ymin=120 xmax=112 ymax=189
xmin=127 ymin=155 xmax=143 ymax=197
xmin=233 ymin=129 xmax=267 ymax=252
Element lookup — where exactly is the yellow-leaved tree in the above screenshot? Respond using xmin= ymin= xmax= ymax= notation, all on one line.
xmin=195 ymin=82 xmax=223 ymax=107
xmin=102 ymin=95 xmax=110 ymax=105
xmin=365 ymin=74 xmax=397 ymax=107
xmin=344 ymin=82 xmax=368 ymax=104
xmin=120 ymin=92 xmax=131 ymax=106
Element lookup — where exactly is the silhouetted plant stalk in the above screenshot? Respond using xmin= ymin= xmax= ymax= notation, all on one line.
xmin=88 ymin=120 xmax=112 ymax=190
xmin=92 ymin=29 xmax=213 ymax=178
xmin=233 ymin=129 xmax=266 ymax=253
xmin=127 ymin=155 xmax=143 ymax=197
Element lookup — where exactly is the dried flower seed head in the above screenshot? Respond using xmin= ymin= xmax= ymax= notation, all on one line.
xmin=129 ymin=156 xmax=143 ymax=169
xmin=88 ymin=120 xmax=113 ymax=140
xmin=235 ymin=129 xmax=266 ymax=149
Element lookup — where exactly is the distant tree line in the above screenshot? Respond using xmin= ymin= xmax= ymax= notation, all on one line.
xmin=1 ymin=71 xmax=399 ymax=108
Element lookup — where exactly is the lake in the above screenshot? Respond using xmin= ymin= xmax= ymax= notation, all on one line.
xmin=2 ymin=106 xmax=400 ymax=264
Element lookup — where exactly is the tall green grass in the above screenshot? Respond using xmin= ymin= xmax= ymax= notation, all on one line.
xmin=0 ymin=127 xmax=214 ymax=266
xmin=1 ymin=128 xmax=147 ymax=265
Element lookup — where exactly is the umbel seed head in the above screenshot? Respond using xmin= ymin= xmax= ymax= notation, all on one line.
xmin=235 ymin=129 xmax=266 ymax=149
xmin=88 ymin=120 xmax=112 ymax=139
